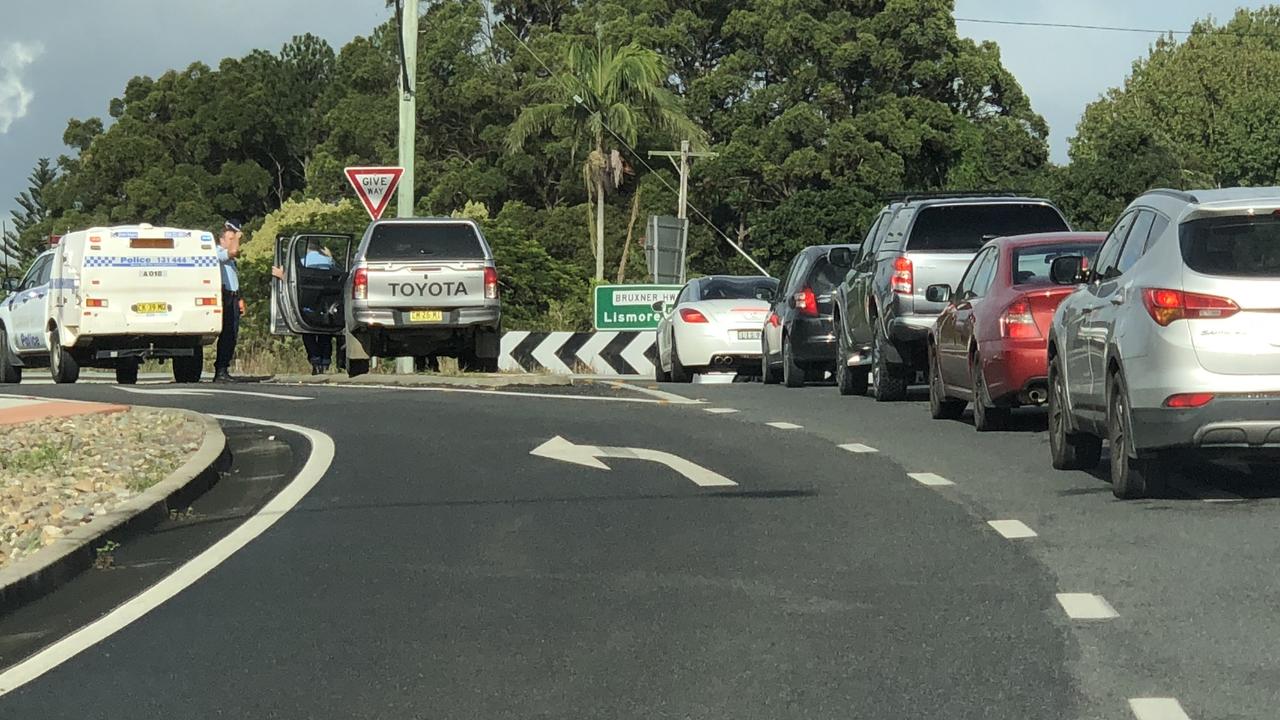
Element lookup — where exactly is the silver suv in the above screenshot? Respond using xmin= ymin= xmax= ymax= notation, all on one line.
xmin=1047 ymin=187 xmax=1280 ymax=498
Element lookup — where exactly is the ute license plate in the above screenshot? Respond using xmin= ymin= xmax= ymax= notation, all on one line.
xmin=738 ymin=330 xmax=762 ymax=341
xmin=409 ymin=310 xmax=444 ymax=323
xmin=132 ymin=302 xmax=169 ymax=314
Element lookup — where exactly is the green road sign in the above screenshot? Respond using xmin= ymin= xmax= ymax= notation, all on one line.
xmin=594 ymin=284 xmax=682 ymax=331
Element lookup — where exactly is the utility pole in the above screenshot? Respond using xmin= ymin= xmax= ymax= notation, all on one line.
xmin=395 ymin=0 xmax=418 ymax=375
xmin=649 ymin=140 xmax=717 ymax=283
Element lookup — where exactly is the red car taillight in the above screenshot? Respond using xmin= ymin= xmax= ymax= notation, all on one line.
xmin=794 ymin=287 xmax=818 ymax=317
xmin=352 ymin=268 xmax=368 ymax=300
xmin=484 ymin=267 xmax=499 ymax=300
xmin=892 ymin=257 xmax=913 ymax=296
xmin=767 ymin=312 xmax=781 ymax=327
xmin=1000 ymin=298 xmax=1041 ymax=339
xmin=680 ymin=308 xmax=709 ymax=323
xmin=1164 ymin=393 xmax=1215 ymax=408
xmin=1142 ymin=288 xmax=1239 ymax=327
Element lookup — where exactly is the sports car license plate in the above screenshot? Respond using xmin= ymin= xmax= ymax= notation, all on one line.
xmin=409 ymin=310 xmax=443 ymax=323
xmin=738 ymin=330 xmax=762 ymax=341
xmin=132 ymin=302 xmax=169 ymax=314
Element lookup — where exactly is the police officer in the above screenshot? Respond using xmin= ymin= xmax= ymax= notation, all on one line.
xmin=214 ymin=219 xmax=245 ymax=383
xmin=272 ymin=244 xmax=346 ymax=374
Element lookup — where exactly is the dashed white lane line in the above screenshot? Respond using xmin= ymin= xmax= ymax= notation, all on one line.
xmin=987 ymin=520 xmax=1038 ymax=539
xmin=1129 ymin=697 xmax=1192 ymax=720
xmin=766 ymin=422 xmax=803 ymax=430
xmin=704 ymin=408 xmax=739 ymax=415
xmin=838 ymin=443 xmax=878 ymax=453
xmin=1056 ymin=593 xmax=1119 ymax=620
xmin=908 ymin=472 xmax=954 ymax=487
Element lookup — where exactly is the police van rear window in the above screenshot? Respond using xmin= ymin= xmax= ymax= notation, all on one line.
xmin=366 ymin=224 xmax=485 ymax=260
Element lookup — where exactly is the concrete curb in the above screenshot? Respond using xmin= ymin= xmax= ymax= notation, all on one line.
xmin=0 ymin=410 xmax=228 ymax=616
xmin=267 ymin=373 xmax=573 ymax=388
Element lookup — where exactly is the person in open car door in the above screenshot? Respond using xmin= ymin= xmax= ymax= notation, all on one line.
xmin=273 ymin=243 xmax=347 ymax=375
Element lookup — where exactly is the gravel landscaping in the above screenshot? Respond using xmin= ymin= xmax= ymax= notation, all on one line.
xmin=0 ymin=407 xmax=206 ymax=569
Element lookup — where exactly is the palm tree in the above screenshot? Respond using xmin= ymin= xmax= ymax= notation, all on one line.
xmin=507 ymin=32 xmax=705 ymax=281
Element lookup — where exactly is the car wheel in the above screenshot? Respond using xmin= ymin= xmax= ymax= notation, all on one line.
xmin=870 ymin=321 xmax=907 ymax=402
xmin=173 ymin=348 xmax=203 ymax=383
xmin=971 ymin=355 xmax=1010 ymax=432
xmin=115 ymin=361 xmax=140 ymax=385
xmin=1048 ymin=356 xmax=1102 ymax=470
xmin=761 ymin=341 xmax=782 ymax=385
xmin=49 ymin=328 xmax=80 ymax=385
xmin=670 ymin=339 xmax=692 ymax=383
xmin=928 ymin=345 xmax=965 ymax=420
xmin=1108 ymin=373 xmax=1166 ymax=499
xmin=782 ymin=335 xmax=805 ymax=388
xmin=655 ymin=338 xmax=672 ymax=382
xmin=834 ymin=323 xmax=868 ymax=396
xmin=0 ymin=327 xmax=20 ymax=384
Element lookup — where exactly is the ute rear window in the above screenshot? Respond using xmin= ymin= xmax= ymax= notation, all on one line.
xmin=908 ymin=204 xmax=1069 ymax=252
xmin=1181 ymin=216 xmax=1280 ymax=277
xmin=365 ymin=223 xmax=485 ymax=261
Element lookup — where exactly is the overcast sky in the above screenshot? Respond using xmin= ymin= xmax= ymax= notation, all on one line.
xmin=0 ymin=1 xmax=1273 ymax=228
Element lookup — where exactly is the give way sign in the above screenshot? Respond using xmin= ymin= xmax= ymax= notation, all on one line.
xmin=344 ymin=166 xmax=404 ymax=220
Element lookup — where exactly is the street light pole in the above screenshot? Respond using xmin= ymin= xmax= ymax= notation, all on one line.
xmin=395 ymin=0 xmax=418 ymax=375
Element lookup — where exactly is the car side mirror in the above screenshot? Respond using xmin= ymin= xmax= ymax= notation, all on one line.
xmin=652 ymin=300 xmax=666 ymax=313
xmin=1 ymin=277 xmax=17 ymax=293
xmin=925 ymin=284 xmax=952 ymax=304
xmin=827 ymin=247 xmax=854 ymax=269
xmin=1050 ymin=255 xmax=1087 ymax=285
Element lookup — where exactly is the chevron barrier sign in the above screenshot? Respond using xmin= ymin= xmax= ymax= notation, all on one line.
xmin=500 ymin=331 xmax=656 ymax=376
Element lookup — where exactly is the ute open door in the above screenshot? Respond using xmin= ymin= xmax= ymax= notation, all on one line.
xmin=271 ymin=233 xmax=353 ymax=336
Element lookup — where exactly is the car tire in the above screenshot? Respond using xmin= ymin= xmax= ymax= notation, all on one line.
xmin=49 ymin=329 xmax=79 ymax=385
xmin=1048 ymin=356 xmax=1102 ymax=471
xmin=670 ymin=339 xmax=692 ymax=383
xmin=870 ymin=321 xmax=907 ymax=402
xmin=172 ymin=349 xmax=203 ymax=384
xmin=971 ymin=355 xmax=1010 ymax=432
xmin=654 ymin=350 xmax=671 ymax=382
xmin=347 ymin=358 xmax=371 ymax=378
xmin=835 ymin=322 xmax=869 ymax=397
xmin=928 ymin=345 xmax=965 ymax=420
xmin=782 ymin=335 xmax=805 ymax=388
xmin=115 ymin=361 xmax=140 ymax=385
xmin=761 ymin=341 xmax=782 ymax=385
xmin=0 ymin=327 xmax=21 ymax=384
xmin=1108 ymin=372 xmax=1166 ymax=499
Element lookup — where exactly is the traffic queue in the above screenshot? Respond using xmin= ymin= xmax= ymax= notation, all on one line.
xmin=656 ymin=186 xmax=1280 ymax=500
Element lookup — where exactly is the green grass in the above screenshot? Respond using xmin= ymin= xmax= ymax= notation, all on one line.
xmin=0 ymin=441 xmax=69 ymax=473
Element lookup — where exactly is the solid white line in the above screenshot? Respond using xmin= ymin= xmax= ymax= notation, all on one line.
xmin=1056 ymin=593 xmax=1119 ymax=620
xmin=704 ymin=408 xmax=739 ymax=414
xmin=766 ymin=422 xmax=802 ymax=430
xmin=317 ymin=383 xmax=687 ymax=405
xmin=987 ymin=520 xmax=1038 ymax=539
xmin=0 ymin=415 xmax=335 ymax=695
xmin=909 ymin=472 xmax=954 ymax=487
xmin=603 ymin=381 xmax=700 ymax=404
xmin=114 ymin=386 xmax=312 ymax=402
xmin=838 ymin=443 xmax=878 ymax=454
xmin=1129 ymin=698 xmax=1192 ymax=720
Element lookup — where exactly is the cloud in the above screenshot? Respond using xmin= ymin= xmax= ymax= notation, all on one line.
xmin=0 ymin=41 xmax=43 ymax=134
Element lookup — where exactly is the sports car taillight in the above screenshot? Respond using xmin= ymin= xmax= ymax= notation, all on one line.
xmin=680 ymin=308 xmax=709 ymax=323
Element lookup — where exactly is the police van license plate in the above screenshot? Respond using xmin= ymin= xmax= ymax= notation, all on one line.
xmin=738 ymin=330 xmax=762 ymax=341
xmin=409 ymin=310 xmax=443 ymax=323
xmin=132 ymin=302 xmax=169 ymax=314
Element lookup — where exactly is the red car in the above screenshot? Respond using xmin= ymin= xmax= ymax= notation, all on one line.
xmin=925 ymin=232 xmax=1105 ymax=431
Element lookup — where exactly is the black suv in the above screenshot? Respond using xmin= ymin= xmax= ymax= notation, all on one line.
xmin=761 ymin=244 xmax=860 ymax=387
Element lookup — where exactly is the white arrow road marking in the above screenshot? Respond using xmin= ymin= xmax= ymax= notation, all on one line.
xmin=530 ymin=435 xmax=737 ymax=487
xmin=531 ymin=331 xmax=575 ymax=374
xmin=620 ymin=332 xmax=656 ymax=376
xmin=115 ymin=386 xmax=311 ymax=401
xmin=0 ymin=415 xmax=334 ymax=696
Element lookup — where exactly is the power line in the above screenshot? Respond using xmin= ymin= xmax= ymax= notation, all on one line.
xmin=955 ymin=16 xmax=1280 ymax=39
xmin=497 ymin=23 xmax=772 ymax=277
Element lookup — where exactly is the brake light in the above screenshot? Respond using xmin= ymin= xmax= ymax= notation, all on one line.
xmin=768 ymin=312 xmax=781 ymax=327
xmin=85 ymin=298 xmax=107 ymax=308
xmin=794 ymin=287 xmax=818 ymax=317
xmin=1164 ymin=393 xmax=1215 ymax=409
xmin=195 ymin=297 xmax=218 ymax=307
xmin=1142 ymin=288 xmax=1239 ymax=326
xmin=892 ymin=257 xmax=913 ymax=296
xmin=1000 ymin=298 xmax=1041 ymax=339
xmin=484 ymin=267 xmax=499 ymax=300
xmin=353 ymin=268 xmax=368 ymax=300
xmin=680 ymin=308 xmax=709 ymax=323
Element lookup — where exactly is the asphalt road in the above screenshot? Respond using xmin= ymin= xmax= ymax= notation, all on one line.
xmin=0 ymin=376 xmax=1266 ymax=718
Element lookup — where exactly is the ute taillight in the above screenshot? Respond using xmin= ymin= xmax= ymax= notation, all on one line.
xmin=892 ymin=257 xmax=913 ymax=296
xmin=794 ymin=288 xmax=818 ymax=317
xmin=484 ymin=267 xmax=499 ymax=300
xmin=1000 ymin=298 xmax=1041 ymax=339
xmin=1142 ymin=288 xmax=1239 ymax=327
xmin=680 ymin=308 xmax=709 ymax=323
xmin=353 ymin=268 xmax=368 ymax=300
xmin=1164 ymin=393 xmax=1215 ymax=409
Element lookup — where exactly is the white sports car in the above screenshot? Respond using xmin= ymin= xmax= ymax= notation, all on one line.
xmin=655 ymin=275 xmax=779 ymax=382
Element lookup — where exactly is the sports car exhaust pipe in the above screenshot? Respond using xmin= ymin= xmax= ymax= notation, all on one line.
xmin=712 ymin=355 xmax=734 ymax=367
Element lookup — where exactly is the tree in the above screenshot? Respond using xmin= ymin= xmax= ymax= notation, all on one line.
xmin=3 ymin=158 xmax=58 ymax=267
xmin=506 ymin=29 xmax=705 ymax=281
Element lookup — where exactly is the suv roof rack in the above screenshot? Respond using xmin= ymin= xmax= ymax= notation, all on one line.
xmin=883 ymin=190 xmax=1034 ymax=203
xmin=1145 ymin=188 xmax=1199 ymax=203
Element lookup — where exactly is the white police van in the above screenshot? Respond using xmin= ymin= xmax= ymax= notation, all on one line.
xmin=0 ymin=224 xmax=222 ymax=384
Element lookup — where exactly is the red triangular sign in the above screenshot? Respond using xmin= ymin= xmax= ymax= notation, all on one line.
xmin=344 ymin=166 xmax=405 ymax=220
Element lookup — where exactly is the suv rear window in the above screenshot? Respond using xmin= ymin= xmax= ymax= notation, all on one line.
xmin=1181 ymin=216 xmax=1280 ymax=277
xmin=907 ymin=204 xmax=1069 ymax=252
xmin=365 ymin=223 xmax=485 ymax=260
